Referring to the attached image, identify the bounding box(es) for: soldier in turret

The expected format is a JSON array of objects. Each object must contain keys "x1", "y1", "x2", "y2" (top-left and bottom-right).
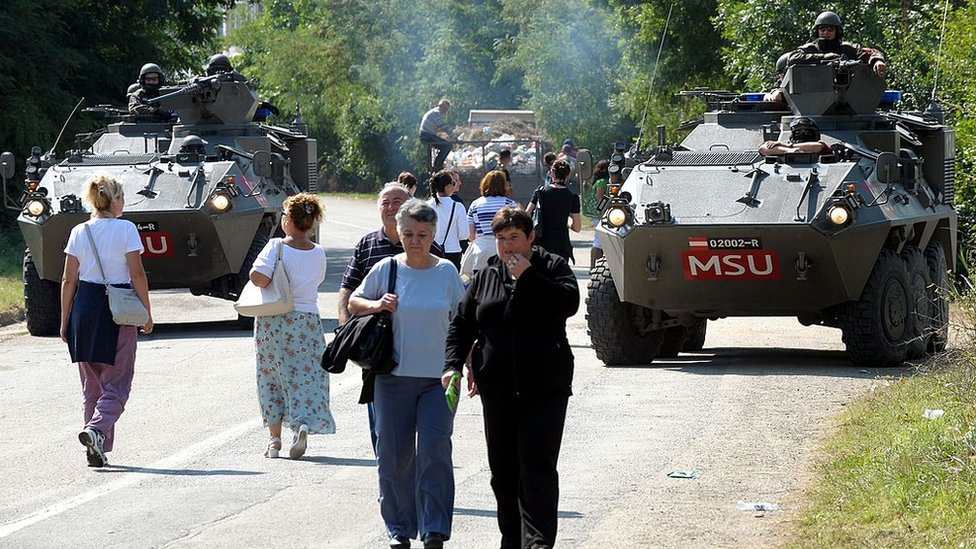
[
  {"x1": 788, "y1": 11, "x2": 887, "y2": 78},
  {"x1": 204, "y1": 53, "x2": 248, "y2": 83},
  {"x1": 759, "y1": 117, "x2": 830, "y2": 157},
  {"x1": 127, "y1": 63, "x2": 166, "y2": 115}
]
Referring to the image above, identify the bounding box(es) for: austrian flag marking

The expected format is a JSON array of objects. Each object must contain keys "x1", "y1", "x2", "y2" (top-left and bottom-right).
[{"x1": 688, "y1": 237, "x2": 708, "y2": 249}]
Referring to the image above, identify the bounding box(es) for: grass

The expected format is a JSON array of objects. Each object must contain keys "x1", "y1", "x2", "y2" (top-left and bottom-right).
[
  {"x1": 0, "y1": 220, "x2": 25, "y2": 323},
  {"x1": 790, "y1": 305, "x2": 976, "y2": 547}
]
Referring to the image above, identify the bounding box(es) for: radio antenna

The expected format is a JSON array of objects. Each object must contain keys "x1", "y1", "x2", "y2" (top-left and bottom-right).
[
  {"x1": 930, "y1": 0, "x2": 950, "y2": 104},
  {"x1": 635, "y1": 1, "x2": 675, "y2": 154},
  {"x1": 47, "y1": 97, "x2": 86, "y2": 159}
]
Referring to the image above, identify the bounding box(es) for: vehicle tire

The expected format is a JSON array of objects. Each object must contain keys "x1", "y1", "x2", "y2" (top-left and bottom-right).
[
  {"x1": 586, "y1": 258, "x2": 664, "y2": 365},
  {"x1": 658, "y1": 327, "x2": 685, "y2": 358},
  {"x1": 841, "y1": 249, "x2": 913, "y2": 367},
  {"x1": 24, "y1": 251, "x2": 61, "y2": 337},
  {"x1": 902, "y1": 246, "x2": 932, "y2": 360},
  {"x1": 233, "y1": 231, "x2": 270, "y2": 330},
  {"x1": 924, "y1": 241, "x2": 949, "y2": 352},
  {"x1": 681, "y1": 319, "x2": 707, "y2": 352}
]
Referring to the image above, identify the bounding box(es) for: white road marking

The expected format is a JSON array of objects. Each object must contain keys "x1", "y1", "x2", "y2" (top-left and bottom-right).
[{"x1": 0, "y1": 418, "x2": 260, "y2": 539}]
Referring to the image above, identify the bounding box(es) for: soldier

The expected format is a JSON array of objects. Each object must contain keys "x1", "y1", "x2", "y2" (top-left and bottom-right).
[
  {"x1": 759, "y1": 117, "x2": 830, "y2": 157},
  {"x1": 788, "y1": 11, "x2": 887, "y2": 78},
  {"x1": 762, "y1": 53, "x2": 791, "y2": 104},
  {"x1": 127, "y1": 63, "x2": 166, "y2": 116},
  {"x1": 204, "y1": 53, "x2": 247, "y2": 82}
]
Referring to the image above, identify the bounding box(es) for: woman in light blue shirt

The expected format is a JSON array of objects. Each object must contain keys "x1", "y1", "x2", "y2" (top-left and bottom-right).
[{"x1": 350, "y1": 200, "x2": 465, "y2": 549}]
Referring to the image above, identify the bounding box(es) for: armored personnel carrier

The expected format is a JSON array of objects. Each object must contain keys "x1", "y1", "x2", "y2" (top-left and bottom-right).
[
  {"x1": 587, "y1": 61, "x2": 956, "y2": 367},
  {"x1": 1, "y1": 71, "x2": 317, "y2": 336}
]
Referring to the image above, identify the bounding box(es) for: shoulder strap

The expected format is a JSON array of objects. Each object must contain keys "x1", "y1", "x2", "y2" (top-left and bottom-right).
[
  {"x1": 274, "y1": 238, "x2": 291, "y2": 284},
  {"x1": 387, "y1": 258, "x2": 398, "y2": 293},
  {"x1": 83, "y1": 224, "x2": 109, "y2": 286},
  {"x1": 441, "y1": 202, "x2": 456, "y2": 247}
]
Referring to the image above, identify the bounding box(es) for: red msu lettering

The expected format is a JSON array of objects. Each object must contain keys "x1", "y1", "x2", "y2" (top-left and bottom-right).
[
  {"x1": 682, "y1": 250, "x2": 780, "y2": 280},
  {"x1": 140, "y1": 232, "x2": 173, "y2": 257}
]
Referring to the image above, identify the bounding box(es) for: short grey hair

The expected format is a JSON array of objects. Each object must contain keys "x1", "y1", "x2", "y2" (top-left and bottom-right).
[{"x1": 396, "y1": 199, "x2": 437, "y2": 231}]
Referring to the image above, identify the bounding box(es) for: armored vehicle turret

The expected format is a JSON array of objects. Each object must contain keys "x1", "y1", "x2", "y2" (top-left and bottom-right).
[
  {"x1": 587, "y1": 61, "x2": 956, "y2": 367},
  {"x1": 1, "y1": 71, "x2": 318, "y2": 336}
]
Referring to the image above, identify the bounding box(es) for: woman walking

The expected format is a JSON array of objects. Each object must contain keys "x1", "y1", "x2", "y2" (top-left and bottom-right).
[
  {"x1": 460, "y1": 170, "x2": 517, "y2": 281},
  {"x1": 443, "y1": 206, "x2": 580, "y2": 549},
  {"x1": 427, "y1": 170, "x2": 468, "y2": 270},
  {"x1": 525, "y1": 159, "x2": 581, "y2": 263},
  {"x1": 60, "y1": 173, "x2": 153, "y2": 468},
  {"x1": 250, "y1": 192, "x2": 334, "y2": 459},
  {"x1": 350, "y1": 201, "x2": 465, "y2": 549}
]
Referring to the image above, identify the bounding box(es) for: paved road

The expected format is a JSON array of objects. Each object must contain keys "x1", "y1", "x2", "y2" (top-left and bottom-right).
[{"x1": 0, "y1": 196, "x2": 896, "y2": 548}]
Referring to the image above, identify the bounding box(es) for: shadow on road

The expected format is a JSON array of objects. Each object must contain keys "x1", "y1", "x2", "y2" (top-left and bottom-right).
[
  {"x1": 299, "y1": 455, "x2": 376, "y2": 467},
  {"x1": 596, "y1": 347, "x2": 917, "y2": 379},
  {"x1": 96, "y1": 464, "x2": 264, "y2": 476},
  {"x1": 145, "y1": 318, "x2": 340, "y2": 340},
  {"x1": 454, "y1": 507, "x2": 584, "y2": 519}
]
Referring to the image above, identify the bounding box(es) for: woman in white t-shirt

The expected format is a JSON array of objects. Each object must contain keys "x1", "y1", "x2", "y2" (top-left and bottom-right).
[
  {"x1": 460, "y1": 170, "x2": 517, "y2": 282},
  {"x1": 249, "y1": 193, "x2": 334, "y2": 459},
  {"x1": 60, "y1": 173, "x2": 153, "y2": 468},
  {"x1": 426, "y1": 170, "x2": 468, "y2": 270}
]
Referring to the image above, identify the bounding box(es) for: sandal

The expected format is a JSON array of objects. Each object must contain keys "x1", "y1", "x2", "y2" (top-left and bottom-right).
[
  {"x1": 289, "y1": 424, "x2": 309, "y2": 459},
  {"x1": 264, "y1": 436, "x2": 281, "y2": 458}
]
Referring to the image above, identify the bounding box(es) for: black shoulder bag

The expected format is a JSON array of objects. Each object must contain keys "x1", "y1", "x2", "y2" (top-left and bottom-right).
[{"x1": 322, "y1": 260, "x2": 398, "y2": 375}]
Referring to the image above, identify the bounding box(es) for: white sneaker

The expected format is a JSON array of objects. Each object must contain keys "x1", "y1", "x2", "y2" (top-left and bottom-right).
[
  {"x1": 289, "y1": 424, "x2": 309, "y2": 459},
  {"x1": 78, "y1": 428, "x2": 107, "y2": 467}
]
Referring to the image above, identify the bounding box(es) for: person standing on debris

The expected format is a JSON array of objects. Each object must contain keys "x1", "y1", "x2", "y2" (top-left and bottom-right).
[
  {"x1": 420, "y1": 99, "x2": 458, "y2": 172},
  {"x1": 443, "y1": 206, "x2": 580, "y2": 549},
  {"x1": 526, "y1": 159, "x2": 581, "y2": 263},
  {"x1": 60, "y1": 173, "x2": 153, "y2": 468},
  {"x1": 788, "y1": 11, "x2": 887, "y2": 78}
]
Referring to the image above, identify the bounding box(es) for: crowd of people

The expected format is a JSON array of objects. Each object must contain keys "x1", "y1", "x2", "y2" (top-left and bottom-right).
[{"x1": 60, "y1": 12, "x2": 882, "y2": 543}]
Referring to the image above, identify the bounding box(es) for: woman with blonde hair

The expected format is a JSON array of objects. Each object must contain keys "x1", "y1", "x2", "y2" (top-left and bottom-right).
[
  {"x1": 61, "y1": 172, "x2": 152, "y2": 468},
  {"x1": 250, "y1": 192, "x2": 334, "y2": 459},
  {"x1": 460, "y1": 170, "x2": 517, "y2": 280}
]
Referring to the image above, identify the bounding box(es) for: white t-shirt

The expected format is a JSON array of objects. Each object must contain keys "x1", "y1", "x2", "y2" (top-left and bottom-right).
[
  {"x1": 427, "y1": 197, "x2": 468, "y2": 254},
  {"x1": 250, "y1": 238, "x2": 326, "y2": 316},
  {"x1": 64, "y1": 218, "x2": 144, "y2": 284},
  {"x1": 352, "y1": 256, "x2": 465, "y2": 379}
]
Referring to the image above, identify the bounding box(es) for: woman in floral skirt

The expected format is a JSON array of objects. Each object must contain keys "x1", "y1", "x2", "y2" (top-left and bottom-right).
[{"x1": 250, "y1": 192, "x2": 334, "y2": 459}]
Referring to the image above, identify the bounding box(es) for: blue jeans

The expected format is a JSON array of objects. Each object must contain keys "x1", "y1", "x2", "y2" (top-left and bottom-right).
[{"x1": 374, "y1": 374, "x2": 455, "y2": 540}]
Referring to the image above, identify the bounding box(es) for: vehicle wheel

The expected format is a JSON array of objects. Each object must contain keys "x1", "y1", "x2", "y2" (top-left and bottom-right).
[
  {"x1": 902, "y1": 246, "x2": 932, "y2": 359},
  {"x1": 586, "y1": 258, "x2": 664, "y2": 365},
  {"x1": 924, "y1": 241, "x2": 949, "y2": 352},
  {"x1": 24, "y1": 251, "x2": 61, "y2": 337},
  {"x1": 658, "y1": 327, "x2": 685, "y2": 358},
  {"x1": 233, "y1": 232, "x2": 270, "y2": 330},
  {"x1": 681, "y1": 319, "x2": 707, "y2": 352},
  {"x1": 841, "y1": 249, "x2": 913, "y2": 367}
]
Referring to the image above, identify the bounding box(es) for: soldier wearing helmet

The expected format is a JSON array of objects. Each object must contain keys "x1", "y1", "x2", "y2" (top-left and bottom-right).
[
  {"x1": 762, "y1": 53, "x2": 792, "y2": 104},
  {"x1": 128, "y1": 62, "x2": 168, "y2": 116},
  {"x1": 203, "y1": 53, "x2": 247, "y2": 83},
  {"x1": 759, "y1": 117, "x2": 830, "y2": 156},
  {"x1": 787, "y1": 11, "x2": 887, "y2": 78}
]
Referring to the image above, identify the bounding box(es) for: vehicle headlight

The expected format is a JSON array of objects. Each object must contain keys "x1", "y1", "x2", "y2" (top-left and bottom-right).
[
  {"x1": 210, "y1": 193, "x2": 231, "y2": 212},
  {"x1": 26, "y1": 200, "x2": 47, "y2": 217},
  {"x1": 827, "y1": 204, "x2": 850, "y2": 225},
  {"x1": 607, "y1": 207, "x2": 628, "y2": 228}
]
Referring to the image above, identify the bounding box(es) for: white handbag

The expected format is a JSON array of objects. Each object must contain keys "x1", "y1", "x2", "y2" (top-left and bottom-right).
[
  {"x1": 234, "y1": 239, "x2": 294, "y2": 317},
  {"x1": 84, "y1": 225, "x2": 150, "y2": 326}
]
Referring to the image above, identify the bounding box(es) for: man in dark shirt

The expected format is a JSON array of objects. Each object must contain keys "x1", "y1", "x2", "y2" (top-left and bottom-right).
[{"x1": 788, "y1": 11, "x2": 887, "y2": 78}]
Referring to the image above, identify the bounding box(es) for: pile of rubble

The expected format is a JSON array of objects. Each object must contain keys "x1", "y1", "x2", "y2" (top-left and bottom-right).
[{"x1": 447, "y1": 118, "x2": 544, "y2": 175}]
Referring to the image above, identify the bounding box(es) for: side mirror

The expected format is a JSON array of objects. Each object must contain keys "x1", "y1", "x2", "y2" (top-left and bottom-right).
[
  {"x1": 1, "y1": 152, "x2": 15, "y2": 180},
  {"x1": 252, "y1": 150, "x2": 272, "y2": 178},
  {"x1": 577, "y1": 149, "x2": 593, "y2": 182},
  {"x1": 875, "y1": 151, "x2": 898, "y2": 184}
]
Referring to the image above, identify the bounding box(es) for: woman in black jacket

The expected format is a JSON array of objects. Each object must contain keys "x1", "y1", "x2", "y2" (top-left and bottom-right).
[{"x1": 442, "y1": 206, "x2": 580, "y2": 549}]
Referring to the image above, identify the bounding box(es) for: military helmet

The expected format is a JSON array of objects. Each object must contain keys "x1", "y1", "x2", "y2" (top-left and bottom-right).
[
  {"x1": 789, "y1": 116, "x2": 821, "y2": 143},
  {"x1": 205, "y1": 54, "x2": 233, "y2": 76},
  {"x1": 812, "y1": 11, "x2": 843, "y2": 40},
  {"x1": 179, "y1": 135, "x2": 209, "y2": 154},
  {"x1": 138, "y1": 62, "x2": 165, "y2": 86},
  {"x1": 776, "y1": 53, "x2": 791, "y2": 75}
]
